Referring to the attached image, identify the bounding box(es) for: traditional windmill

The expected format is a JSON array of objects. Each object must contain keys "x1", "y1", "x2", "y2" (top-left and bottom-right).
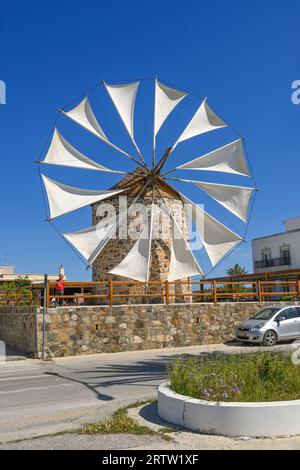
[{"x1": 37, "y1": 78, "x2": 256, "y2": 297}]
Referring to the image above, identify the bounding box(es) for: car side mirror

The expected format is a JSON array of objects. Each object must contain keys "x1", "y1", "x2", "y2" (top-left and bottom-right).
[{"x1": 276, "y1": 315, "x2": 286, "y2": 323}]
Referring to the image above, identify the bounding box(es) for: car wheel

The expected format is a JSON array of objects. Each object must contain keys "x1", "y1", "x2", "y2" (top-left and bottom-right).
[{"x1": 263, "y1": 330, "x2": 277, "y2": 346}]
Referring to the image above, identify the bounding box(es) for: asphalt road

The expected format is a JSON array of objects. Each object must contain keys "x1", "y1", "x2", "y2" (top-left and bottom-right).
[{"x1": 0, "y1": 342, "x2": 294, "y2": 445}]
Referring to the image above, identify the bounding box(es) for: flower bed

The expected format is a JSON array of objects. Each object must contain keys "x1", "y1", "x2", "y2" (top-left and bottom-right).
[
  {"x1": 157, "y1": 353, "x2": 300, "y2": 437},
  {"x1": 168, "y1": 353, "x2": 300, "y2": 402}
]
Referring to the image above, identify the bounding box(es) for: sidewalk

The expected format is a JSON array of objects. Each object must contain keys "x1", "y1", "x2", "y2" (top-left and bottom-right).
[
  {"x1": 1, "y1": 401, "x2": 300, "y2": 450},
  {"x1": 5, "y1": 346, "x2": 28, "y2": 361}
]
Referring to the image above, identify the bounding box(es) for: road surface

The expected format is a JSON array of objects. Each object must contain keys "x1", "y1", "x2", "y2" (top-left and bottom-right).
[{"x1": 0, "y1": 342, "x2": 294, "y2": 444}]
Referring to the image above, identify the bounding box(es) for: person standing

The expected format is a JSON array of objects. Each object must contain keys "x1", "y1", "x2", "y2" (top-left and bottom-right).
[{"x1": 55, "y1": 274, "x2": 65, "y2": 306}]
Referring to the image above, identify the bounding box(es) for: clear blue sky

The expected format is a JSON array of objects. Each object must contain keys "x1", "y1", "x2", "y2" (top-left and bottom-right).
[{"x1": 0, "y1": 0, "x2": 300, "y2": 280}]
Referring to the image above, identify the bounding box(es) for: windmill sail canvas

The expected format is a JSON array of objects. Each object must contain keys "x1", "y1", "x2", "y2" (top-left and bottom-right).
[{"x1": 37, "y1": 77, "x2": 256, "y2": 292}]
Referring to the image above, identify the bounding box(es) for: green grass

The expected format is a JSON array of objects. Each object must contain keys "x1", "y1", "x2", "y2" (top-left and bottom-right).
[
  {"x1": 168, "y1": 352, "x2": 300, "y2": 402},
  {"x1": 78, "y1": 400, "x2": 174, "y2": 440}
]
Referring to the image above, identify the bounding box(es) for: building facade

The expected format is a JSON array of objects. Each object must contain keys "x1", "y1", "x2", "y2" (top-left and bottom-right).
[
  {"x1": 252, "y1": 216, "x2": 300, "y2": 274},
  {"x1": 0, "y1": 265, "x2": 64, "y2": 283}
]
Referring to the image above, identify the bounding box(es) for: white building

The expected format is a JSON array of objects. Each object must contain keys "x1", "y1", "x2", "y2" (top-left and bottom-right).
[
  {"x1": 252, "y1": 216, "x2": 300, "y2": 273},
  {"x1": 0, "y1": 265, "x2": 65, "y2": 283}
]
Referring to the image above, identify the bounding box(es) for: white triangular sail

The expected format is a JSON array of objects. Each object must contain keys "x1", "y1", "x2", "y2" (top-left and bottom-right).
[
  {"x1": 176, "y1": 139, "x2": 250, "y2": 176},
  {"x1": 174, "y1": 179, "x2": 255, "y2": 222},
  {"x1": 109, "y1": 206, "x2": 153, "y2": 282},
  {"x1": 168, "y1": 214, "x2": 203, "y2": 282},
  {"x1": 88, "y1": 210, "x2": 129, "y2": 265},
  {"x1": 64, "y1": 215, "x2": 118, "y2": 261},
  {"x1": 154, "y1": 80, "x2": 187, "y2": 138},
  {"x1": 42, "y1": 174, "x2": 123, "y2": 220},
  {"x1": 41, "y1": 129, "x2": 126, "y2": 174},
  {"x1": 180, "y1": 192, "x2": 242, "y2": 266},
  {"x1": 173, "y1": 99, "x2": 227, "y2": 149},
  {"x1": 62, "y1": 97, "x2": 108, "y2": 141},
  {"x1": 62, "y1": 96, "x2": 132, "y2": 159},
  {"x1": 104, "y1": 81, "x2": 140, "y2": 146},
  {"x1": 87, "y1": 188, "x2": 152, "y2": 267}
]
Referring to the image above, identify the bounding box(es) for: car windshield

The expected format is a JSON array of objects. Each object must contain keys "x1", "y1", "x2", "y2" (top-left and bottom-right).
[{"x1": 249, "y1": 307, "x2": 281, "y2": 320}]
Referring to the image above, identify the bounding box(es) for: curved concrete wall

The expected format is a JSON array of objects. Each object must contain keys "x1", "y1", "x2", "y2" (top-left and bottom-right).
[{"x1": 158, "y1": 382, "x2": 300, "y2": 437}]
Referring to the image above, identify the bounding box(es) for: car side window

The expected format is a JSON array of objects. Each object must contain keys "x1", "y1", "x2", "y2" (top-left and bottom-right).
[
  {"x1": 294, "y1": 307, "x2": 300, "y2": 319},
  {"x1": 277, "y1": 308, "x2": 295, "y2": 321}
]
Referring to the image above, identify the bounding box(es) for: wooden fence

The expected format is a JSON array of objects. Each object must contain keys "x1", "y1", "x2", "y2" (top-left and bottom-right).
[
  {"x1": 1, "y1": 279, "x2": 299, "y2": 308},
  {"x1": 0, "y1": 285, "x2": 37, "y2": 307}
]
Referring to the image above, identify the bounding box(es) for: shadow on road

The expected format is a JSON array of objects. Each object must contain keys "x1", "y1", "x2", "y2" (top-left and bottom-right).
[
  {"x1": 43, "y1": 344, "x2": 293, "y2": 403},
  {"x1": 224, "y1": 339, "x2": 294, "y2": 347},
  {"x1": 44, "y1": 353, "x2": 194, "y2": 400},
  {"x1": 139, "y1": 401, "x2": 164, "y2": 426},
  {"x1": 45, "y1": 371, "x2": 114, "y2": 401}
]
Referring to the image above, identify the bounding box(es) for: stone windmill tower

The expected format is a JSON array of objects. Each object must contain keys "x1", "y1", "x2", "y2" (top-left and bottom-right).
[{"x1": 92, "y1": 169, "x2": 193, "y2": 302}]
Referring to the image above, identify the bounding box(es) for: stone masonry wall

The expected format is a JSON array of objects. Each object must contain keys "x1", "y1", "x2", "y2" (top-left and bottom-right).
[
  {"x1": 0, "y1": 306, "x2": 38, "y2": 356},
  {"x1": 0, "y1": 302, "x2": 293, "y2": 358},
  {"x1": 3, "y1": 302, "x2": 293, "y2": 358}
]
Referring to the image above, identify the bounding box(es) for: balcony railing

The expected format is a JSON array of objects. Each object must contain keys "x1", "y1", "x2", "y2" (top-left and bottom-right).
[{"x1": 254, "y1": 256, "x2": 291, "y2": 269}]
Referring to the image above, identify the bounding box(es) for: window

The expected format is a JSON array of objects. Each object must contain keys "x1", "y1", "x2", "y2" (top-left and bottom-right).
[
  {"x1": 293, "y1": 307, "x2": 300, "y2": 319},
  {"x1": 277, "y1": 308, "x2": 300, "y2": 321},
  {"x1": 280, "y1": 244, "x2": 290, "y2": 262},
  {"x1": 250, "y1": 307, "x2": 281, "y2": 320},
  {"x1": 261, "y1": 247, "x2": 271, "y2": 261}
]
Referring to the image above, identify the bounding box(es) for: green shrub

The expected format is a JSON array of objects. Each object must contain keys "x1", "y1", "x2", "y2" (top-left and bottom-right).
[
  {"x1": 0, "y1": 277, "x2": 38, "y2": 306},
  {"x1": 280, "y1": 295, "x2": 296, "y2": 301},
  {"x1": 168, "y1": 353, "x2": 300, "y2": 402}
]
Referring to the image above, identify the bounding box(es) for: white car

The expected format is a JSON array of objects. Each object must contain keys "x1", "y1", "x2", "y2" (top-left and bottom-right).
[{"x1": 236, "y1": 305, "x2": 300, "y2": 346}]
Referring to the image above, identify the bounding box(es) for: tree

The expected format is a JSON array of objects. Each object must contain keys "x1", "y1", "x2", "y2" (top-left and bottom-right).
[{"x1": 227, "y1": 264, "x2": 248, "y2": 277}]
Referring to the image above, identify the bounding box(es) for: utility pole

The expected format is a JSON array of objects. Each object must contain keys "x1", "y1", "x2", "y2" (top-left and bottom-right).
[{"x1": 42, "y1": 274, "x2": 48, "y2": 360}]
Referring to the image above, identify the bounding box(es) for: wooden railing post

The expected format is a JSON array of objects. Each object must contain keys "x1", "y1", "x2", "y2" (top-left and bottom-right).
[
  {"x1": 29, "y1": 284, "x2": 33, "y2": 306},
  {"x1": 213, "y1": 280, "x2": 217, "y2": 304},
  {"x1": 46, "y1": 283, "x2": 50, "y2": 308},
  {"x1": 258, "y1": 280, "x2": 262, "y2": 303},
  {"x1": 165, "y1": 281, "x2": 170, "y2": 305},
  {"x1": 297, "y1": 280, "x2": 300, "y2": 301},
  {"x1": 15, "y1": 286, "x2": 19, "y2": 306},
  {"x1": 228, "y1": 278, "x2": 233, "y2": 301},
  {"x1": 108, "y1": 280, "x2": 113, "y2": 306}
]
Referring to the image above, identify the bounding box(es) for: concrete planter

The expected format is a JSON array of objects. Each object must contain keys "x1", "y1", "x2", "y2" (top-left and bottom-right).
[{"x1": 158, "y1": 382, "x2": 300, "y2": 437}]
